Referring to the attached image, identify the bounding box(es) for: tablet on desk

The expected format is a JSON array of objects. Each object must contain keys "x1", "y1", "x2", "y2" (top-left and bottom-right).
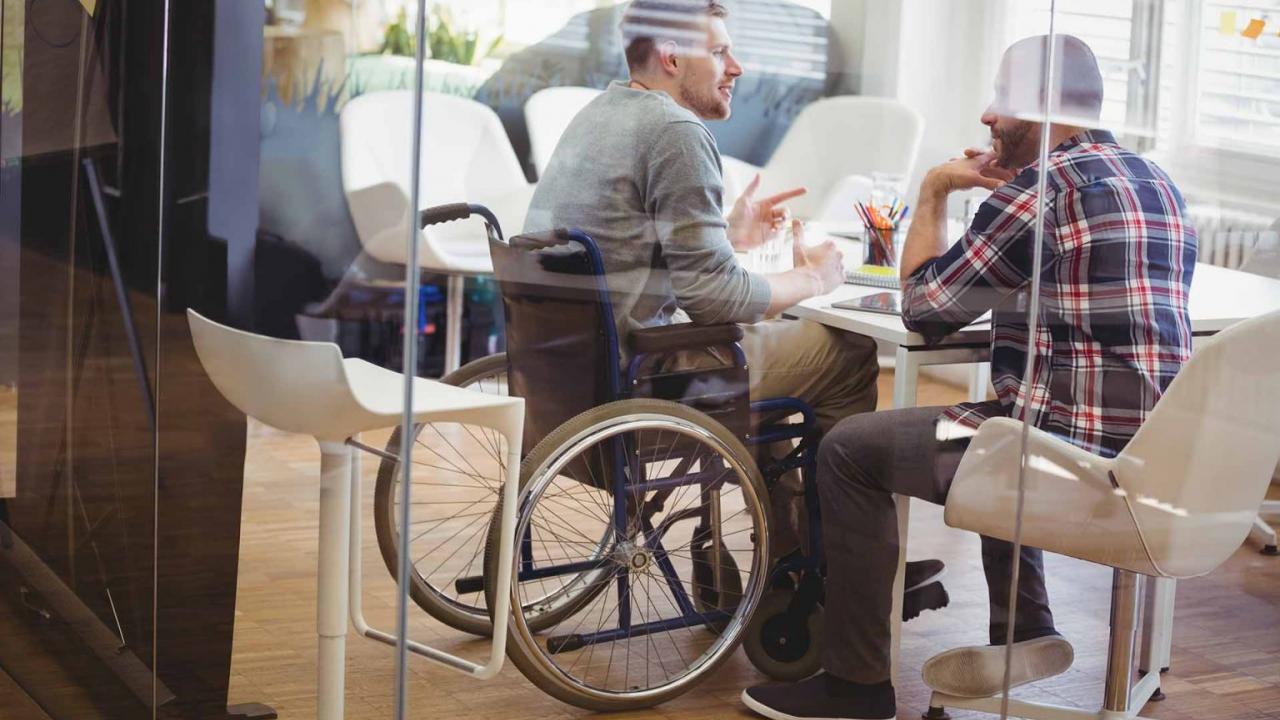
[{"x1": 831, "y1": 292, "x2": 901, "y2": 316}]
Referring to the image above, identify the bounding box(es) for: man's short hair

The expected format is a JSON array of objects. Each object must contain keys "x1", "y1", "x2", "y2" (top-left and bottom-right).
[
  {"x1": 1000, "y1": 34, "x2": 1105, "y2": 121},
  {"x1": 620, "y1": 0, "x2": 729, "y2": 74}
]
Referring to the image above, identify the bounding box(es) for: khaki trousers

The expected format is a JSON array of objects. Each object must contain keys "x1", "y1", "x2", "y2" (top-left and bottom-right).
[{"x1": 666, "y1": 318, "x2": 881, "y2": 553}]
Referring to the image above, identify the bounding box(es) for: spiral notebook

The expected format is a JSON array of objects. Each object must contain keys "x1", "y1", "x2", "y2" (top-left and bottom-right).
[{"x1": 844, "y1": 264, "x2": 900, "y2": 289}]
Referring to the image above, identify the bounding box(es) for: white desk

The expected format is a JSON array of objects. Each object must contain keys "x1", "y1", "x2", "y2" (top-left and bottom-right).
[
  {"x1": 789, "y1": 261, "x2": 1280, "y2": 407},
  {"x1": 784, "y1": 258, "x2": 1280, "y2": 682}
]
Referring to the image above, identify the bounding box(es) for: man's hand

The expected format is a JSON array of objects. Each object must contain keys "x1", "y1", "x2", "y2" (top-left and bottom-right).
[
  {"x1": 762, "y1": 220, "x2": 844, "y2": 315},
  {"x1": 727, "y1": 174, "x2": 807, "y2": 252},
  {"x1": 963, "y1": 146, "x2": 1019, "y2": 184},
  {"x1": 924, "y1": 149, "x2": 1015, "y2": 196},
  {"x1": 790, "y1": 221, "x2": 844, "y2": 296}
]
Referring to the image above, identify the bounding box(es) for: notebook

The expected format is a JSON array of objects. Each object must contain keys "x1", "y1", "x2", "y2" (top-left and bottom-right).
[{"x1": 844, "y1": 264, "x2": 900, "y2": 289}]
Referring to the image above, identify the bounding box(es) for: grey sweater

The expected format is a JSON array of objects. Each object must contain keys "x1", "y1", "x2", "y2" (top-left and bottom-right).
[{"x1": 522, "y1": 82, "x2": 771, "y2": 347}]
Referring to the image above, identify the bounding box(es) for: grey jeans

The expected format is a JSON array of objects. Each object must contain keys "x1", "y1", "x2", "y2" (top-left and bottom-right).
[{"x1": 817, "y1": 406, "x2": 1057, "y2": 684}]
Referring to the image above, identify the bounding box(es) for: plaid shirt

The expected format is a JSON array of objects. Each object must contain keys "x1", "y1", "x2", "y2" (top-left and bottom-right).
[{"x1": 902, "y1": 130, "x2": 1197, "y2": 458}]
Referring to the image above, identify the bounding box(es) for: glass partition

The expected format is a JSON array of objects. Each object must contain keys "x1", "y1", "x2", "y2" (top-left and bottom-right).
[
  {"x1": 990, "y1": 3, "x2": 1280, "y2": 720},
  {"x1": 4, "y1": 1, "x2": 1278, "y2": 719},
  {"x1": 1, "y1": 0, "x2": 169, "y2": 716}
]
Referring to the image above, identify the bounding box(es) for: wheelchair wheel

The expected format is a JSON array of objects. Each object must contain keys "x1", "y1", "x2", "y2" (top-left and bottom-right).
[
  {"x1": 373, "y1": 353, "x2": 513, "y2": 637},
  {"x1": 485, "y1": 399, "x2": 769, "y2": 711},
  {"x1": 743, "y1": 587, "x2": 824, "y2": 681}
]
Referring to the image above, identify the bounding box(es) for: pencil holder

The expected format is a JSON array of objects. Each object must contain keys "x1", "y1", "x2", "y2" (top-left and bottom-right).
[{"x1": 862, "y1": 225, "x2": 900, "y2": 267}]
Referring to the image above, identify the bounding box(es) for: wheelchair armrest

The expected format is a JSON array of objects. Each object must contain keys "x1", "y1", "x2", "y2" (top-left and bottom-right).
[{"x1": 627, "y1": 323, "x2": 744, "y2": 356}]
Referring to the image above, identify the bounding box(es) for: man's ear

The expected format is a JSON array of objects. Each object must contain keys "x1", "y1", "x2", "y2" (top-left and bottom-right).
[{"x1": 656, "y1": 40, "x2": 680, "y2": 76}]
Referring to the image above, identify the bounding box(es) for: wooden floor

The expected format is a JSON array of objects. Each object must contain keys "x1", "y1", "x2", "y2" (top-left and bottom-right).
[
  {"x1": 1, "y1": 384, "x2": 15, "y2": 498},
  {"x1": 223, "y1": 368, "x2": 1280, "y2": 720}
]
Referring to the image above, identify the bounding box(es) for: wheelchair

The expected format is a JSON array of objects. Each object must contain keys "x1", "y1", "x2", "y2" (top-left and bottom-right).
[{"x1": 373, "y1": 204, "x2": 828, "y2": 710}]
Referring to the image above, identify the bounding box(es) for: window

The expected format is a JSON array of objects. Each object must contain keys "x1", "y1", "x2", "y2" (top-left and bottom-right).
[
  {"x1": 1005, "y1": 0, "x2": 1141, "y2": 134},
  {"x1": 497, "y1": 0, "x2": 602, "y2": 48},
  {"x1": 788, "y1": 0, "x2": 831, "y2": 18},
  {"x1": 1006, "y1": 0, "x2": 1280, "y2": 159},
  {"x1": 1174, "y1": 0, "x2": 1280, "y2": 157}
]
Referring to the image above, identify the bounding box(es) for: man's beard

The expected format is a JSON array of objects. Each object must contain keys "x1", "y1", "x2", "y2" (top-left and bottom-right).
[
  {"x1": 679, "y1": 80, "x2": 730, "y2": 120},
  {"x1": 994, "y1": 121, "x2": 1035, "y2": 170}
]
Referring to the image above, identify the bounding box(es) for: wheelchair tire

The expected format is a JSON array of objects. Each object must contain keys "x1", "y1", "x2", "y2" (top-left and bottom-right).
[
  {"x1": 743, "y1": 587, "x2": 824, "y2": 681},
  {"x1": 485, "y1": 399, "x2": 769, "y2": 711},
  {"x1": 373, "y1": 353, "x2": 511, "y2": 637}
]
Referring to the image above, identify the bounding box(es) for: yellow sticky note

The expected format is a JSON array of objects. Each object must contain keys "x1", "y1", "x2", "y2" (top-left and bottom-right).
[
  {"x1": 1242, "y1": 18, "x2": 1266, "y2": 39},
  {"x1": 79, "y1": 0, "x2": 97, "y2": 15},
  {"x1": 1219, "y1": 10, "x2": 1237, "y2": 35}
]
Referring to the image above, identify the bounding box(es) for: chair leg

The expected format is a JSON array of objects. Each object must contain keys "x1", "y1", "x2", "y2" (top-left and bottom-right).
[
  {"x1": 1103, "y1": 570, "x2": 1142, "y2": 714},
  {"x1": 1250, "y1": 514, "x2": 1278, "y2": 555},
  {"x1": 317, "y1": 442, "x2": 354, "y2": 720},
  {"x1": 445, "y1": 275, "x2": 465, "y2": 375},
  {"x1": 1139, "y1": 577, "x2": 1175, "y2": 676}
]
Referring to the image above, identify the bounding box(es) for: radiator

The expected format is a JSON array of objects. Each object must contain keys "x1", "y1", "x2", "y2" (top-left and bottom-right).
[{"x1": 1185, "y1": 203, "x2": 1277, "y2": 269}]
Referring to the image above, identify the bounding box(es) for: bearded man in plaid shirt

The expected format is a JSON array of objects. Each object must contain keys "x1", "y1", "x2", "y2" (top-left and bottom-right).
[{"x1": 743, "y1": 34, "x2": 1197, "y2": 720}]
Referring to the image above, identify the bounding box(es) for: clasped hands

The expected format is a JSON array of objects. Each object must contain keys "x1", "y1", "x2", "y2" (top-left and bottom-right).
[{"x1": 924, "y1": 147, "x2": 1019, "y2": 195}]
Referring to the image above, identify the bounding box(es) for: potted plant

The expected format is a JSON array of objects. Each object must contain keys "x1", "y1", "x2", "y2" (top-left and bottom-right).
[{"x1": 378, "y1": 4, "x2": 503, "y2": 66}]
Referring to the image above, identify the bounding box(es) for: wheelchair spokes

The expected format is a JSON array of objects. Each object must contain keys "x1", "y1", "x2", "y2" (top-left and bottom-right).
[
  {"x1": 373, "y1": 353, "x2": 513, "y2": 636},
  {"x1": 490, "y1": 400, "x2": 768, "y2": 709}
]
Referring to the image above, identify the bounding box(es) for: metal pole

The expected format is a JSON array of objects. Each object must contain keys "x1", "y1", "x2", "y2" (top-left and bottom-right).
[
  {"x1": 394, "y1": 1, "x2": 430, "y2": 718},
  {"x1": 1002, "y1": 3, "x2": 1056, "y2": 716},
  {"x1": 1104, "y1": 570, "x2": 1142, "y2": 712}
]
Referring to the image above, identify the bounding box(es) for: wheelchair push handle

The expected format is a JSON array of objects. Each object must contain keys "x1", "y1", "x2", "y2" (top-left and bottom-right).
[{"x1": 419, "y1": 203, "x2": 504, "y2": 239}]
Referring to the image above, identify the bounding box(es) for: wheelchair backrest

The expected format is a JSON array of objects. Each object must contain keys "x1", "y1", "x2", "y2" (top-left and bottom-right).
[{"x1": 490, "y1": 230, "x2": 621, "y2": 454}]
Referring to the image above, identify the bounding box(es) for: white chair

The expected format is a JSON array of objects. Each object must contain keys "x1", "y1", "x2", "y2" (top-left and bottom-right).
[
  {"x1": 187, "y1": 310, "x2": 523, "y2": 720},
  {"x1": 927, "y1": 309, "x2": 1280, "y2": 720},
  {"x1": 340, "y1": 89, "x2": 535, "y2": 374},
  {"x1": 749, "y1": 96, "x2": 924, "y2": 222},
  {"x1": 524, "y1": 86, "x2": 604, "y2": 179},
  {"x1": 1242, "y1": 220, "x2": 1280, "y2": 553}
]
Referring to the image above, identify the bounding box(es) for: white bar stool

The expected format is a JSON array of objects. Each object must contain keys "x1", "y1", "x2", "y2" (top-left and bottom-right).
[{"x1": 187, "y1": 310, "x2": 523, "y2": 720}]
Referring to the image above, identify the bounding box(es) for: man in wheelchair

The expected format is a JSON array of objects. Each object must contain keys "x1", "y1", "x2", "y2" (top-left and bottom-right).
[
  {"x1": 493, "y1": 0, "x2": 950, "y2": 710},
  {"x1": 522, "y1": 0, "x2": 932, "y2": 573}
]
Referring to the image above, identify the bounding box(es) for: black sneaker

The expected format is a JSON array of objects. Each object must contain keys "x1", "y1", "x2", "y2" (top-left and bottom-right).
[
  {"x1": 903, "y1": 559, "x2": 949, "y2": 622},
  {"x1": 904, "y1": 559, "x2": 946, "y2": 592},
  {"x1": 742, "y1": 672, "x2": 896, "y2": 720}
]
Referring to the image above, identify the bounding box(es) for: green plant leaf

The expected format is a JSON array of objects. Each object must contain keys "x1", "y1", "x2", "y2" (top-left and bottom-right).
[{"x1": 485, "y1": 34, "x2": 504, "y2": 59}]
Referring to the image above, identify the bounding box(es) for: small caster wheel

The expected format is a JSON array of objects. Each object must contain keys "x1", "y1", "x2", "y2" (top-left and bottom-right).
[
  {"x1": 744, "y1": 588, "x2": 823, "y2": 681},
  {"x1": 691, "y1": 529, "x2": 742, "y2": 634},
  {"x1": 1150, "y1": 686, "x2": 1166, "y2": 701},
  {"x1": 1262, "y1": 544, "x2": 1279, "y2": 556},
  {"x1": 923, "y1": 706, "x2": 952, "y2": 720}
]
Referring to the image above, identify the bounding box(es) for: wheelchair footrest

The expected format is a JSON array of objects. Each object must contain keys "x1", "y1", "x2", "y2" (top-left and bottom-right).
[
  {"x1": 546, "y1": 610, "x2": 733, "y2": 654},
  {"x1": 547, "y1": 633, "x2": 587, "y2": 654}
]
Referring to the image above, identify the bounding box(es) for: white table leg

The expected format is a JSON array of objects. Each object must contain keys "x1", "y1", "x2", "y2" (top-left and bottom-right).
[
  {"x1": 889, "y1": 347, "x2": 922, "y2": 680},
  {"x1": 317, "y1": 441, "x2": 353, "y2": 720},
  {"x1": 1139, "y1": 577, "x2": 1176, "y2": 676},
  {"x1": 967, "y1": 362, "x2": 991, "y2": 402},
  {"x1": 892, "y1": 346, "x2": 921, "y2": 409},
  {"x1": 445, "y1": 275, "x2": 465, "y2": 375}
]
